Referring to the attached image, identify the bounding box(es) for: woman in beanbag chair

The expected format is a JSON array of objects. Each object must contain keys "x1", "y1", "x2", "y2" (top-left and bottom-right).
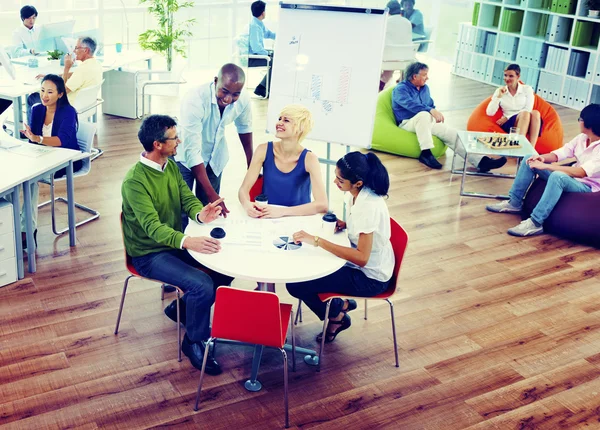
[
  {"x1": 486, "y1": 63, "x2": 542, "y2": 148},
  {"x1": 486, "y1": 103, "x2": 600, "y2": 237}
]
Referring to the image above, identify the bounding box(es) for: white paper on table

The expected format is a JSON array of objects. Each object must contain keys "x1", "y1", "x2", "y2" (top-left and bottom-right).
[{"x1": 8, "y1": 144, "x2": 53, "y2": 157}]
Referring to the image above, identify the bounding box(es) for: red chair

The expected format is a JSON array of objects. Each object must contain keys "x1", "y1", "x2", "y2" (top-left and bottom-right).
[
  {"x1": 114, "y1": 213, "x2": 184, "y2": 361},
  {"x1": 249, "y1": 174, "x2": 264, "y2": 202},
  {"x1": 315, "y1": 217, "x2": 408, "y2": 371},
  {"x1": 194, "y1": 286, "x2": 295, "y2": 428}
]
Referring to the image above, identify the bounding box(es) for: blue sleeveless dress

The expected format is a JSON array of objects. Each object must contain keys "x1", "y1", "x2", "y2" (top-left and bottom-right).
[{"x1": 262, "y1": 141, "x2": 311, "y2": 207}]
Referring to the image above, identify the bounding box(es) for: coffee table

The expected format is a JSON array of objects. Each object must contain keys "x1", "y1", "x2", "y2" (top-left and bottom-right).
[
  {"x1": 453, "y1": 131, "x2": 538, "y2": 199},
  {"x1": 185, "y1": 207, "x2": 349, "y2": 391}
]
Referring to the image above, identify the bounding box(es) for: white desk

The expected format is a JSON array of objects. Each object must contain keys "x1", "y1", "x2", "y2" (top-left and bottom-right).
[
  {"x1": 1, "y1": 50, "x2": 155, "y2": 135},
  {"x1": 0, "y1": 133, "x2": 90, "y2": 276},
  {"x1": 185, "y1": 208, "x2": 348, "y2": 391}
]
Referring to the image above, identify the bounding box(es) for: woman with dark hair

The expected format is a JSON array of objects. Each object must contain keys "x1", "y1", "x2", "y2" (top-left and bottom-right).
[
  {"x1": 487, "y1": 104, "x2": 600, "y2": 237},
  {"x1": 18, "y1": 74, "x2": 80, "y2": 243},
  {"x1": 286, "y1": 151, "x2": 394, "y2": 343},
  {"x1": 486, "y1": 63, "x2": 542, "y2": 148}
]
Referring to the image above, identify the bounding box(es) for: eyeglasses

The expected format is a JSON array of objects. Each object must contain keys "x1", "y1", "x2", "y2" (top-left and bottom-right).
[
  {"x1": 162, "y1": 137, "x2": 179, "y2": 142},
  {"x1": 578, "y1": 117, "x2": 584, "y2": 122}
]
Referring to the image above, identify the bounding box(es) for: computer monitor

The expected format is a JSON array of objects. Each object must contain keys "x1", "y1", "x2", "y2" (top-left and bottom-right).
[
  {"x1": 36, "y1": 20, "x2": 76, "y2": 52},
  {"x1": 0, "y1": 45, "x2": 17, "y2": 80}
]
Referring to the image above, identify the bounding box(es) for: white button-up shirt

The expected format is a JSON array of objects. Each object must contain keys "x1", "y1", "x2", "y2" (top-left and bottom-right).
[
  {"x1": 12, "y1": 24, "x2": 39, "y2": 58},
  {"x1": 175, "y1": 81, "x2": 252, "y2": 177},
  {"x1": 344, "y1": 187, "x2": 394, "y2": 282},
  {"x1": 552, "y1": 133, "x2": 600, "y2": 192},
  {"x1": 486, "y1": 82, "x2": 534, "y2": 119}
]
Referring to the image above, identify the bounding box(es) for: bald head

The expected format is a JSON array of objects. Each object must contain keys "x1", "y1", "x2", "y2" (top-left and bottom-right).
[{"x1": 217, "y1": 63, "x2": 246, "y2": 85}]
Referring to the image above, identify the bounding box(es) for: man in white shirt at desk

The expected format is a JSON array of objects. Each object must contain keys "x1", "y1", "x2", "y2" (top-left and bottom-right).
[
  {"x1": 12, "y1": 5, "x2": 40, "y2": 58},
  {"x1": 248, "y1": 0, "x2": 276, "y2": 97},
  {"x1": 174, "y1": 63, "x2": 253, "y2": 228},
  {"x1": 27, "y1": 36, "x2": 103, "y2": 123}
]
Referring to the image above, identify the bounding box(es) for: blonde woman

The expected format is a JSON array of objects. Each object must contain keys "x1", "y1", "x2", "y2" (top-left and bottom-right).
[{"x1": 238, "y1": 104, "x2": 328, "y2": 218}]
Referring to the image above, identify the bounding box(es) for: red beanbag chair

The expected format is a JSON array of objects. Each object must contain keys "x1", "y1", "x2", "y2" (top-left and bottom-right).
[
  {"x1": 522, "y1": 178, "x2": 600, "y2": 248},
  {"x1": 467, "y1": 94, "x2": 564, "y2": 155}
]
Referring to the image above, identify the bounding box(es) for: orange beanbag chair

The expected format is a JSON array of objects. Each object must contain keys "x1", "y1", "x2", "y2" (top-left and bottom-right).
[{"x1": 467, "y1": 94, "x2": 564, "y2": 155}]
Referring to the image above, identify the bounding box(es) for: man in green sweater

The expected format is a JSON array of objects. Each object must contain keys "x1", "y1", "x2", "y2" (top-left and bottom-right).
[{"x1": 122, "y1": 114, "x2": 232, "y2": 375}]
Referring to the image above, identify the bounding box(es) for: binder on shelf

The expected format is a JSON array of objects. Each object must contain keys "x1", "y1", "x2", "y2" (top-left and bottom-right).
[
  {"x1": 561, "y1": 77, "x2": 571, "y2": 105},
  {"x1": 567, "y1": 77, "x2": 576, "y2": 106},
  {"x1": 485, "y1": 59, "x2": 494, "y2": 82},
  {"x1": 586, "y1": 53, "x2": 597, "y2": 80},
  {"x1": 577, "y1": 80, "x2": 590, "y2": 109},
  {"x1": 472, "y1": 2, "x2": 480, "y2": 26},
  {"x1": 537, "y1": 72, "x2": 548, "y2": 99}
]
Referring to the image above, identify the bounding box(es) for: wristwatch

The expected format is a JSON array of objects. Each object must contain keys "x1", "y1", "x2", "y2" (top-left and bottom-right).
[
  {"x1": 314, "y1": 235, "x2": 320, "y2": 247},
  {"x1": 38, "y1": 136, "x2": 43, "y2": 144}
]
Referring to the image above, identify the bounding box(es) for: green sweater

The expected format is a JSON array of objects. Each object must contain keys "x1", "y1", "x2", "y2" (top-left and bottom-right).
[{"x1": 121, "y1": 159, "x2": 204, "y2": 257}]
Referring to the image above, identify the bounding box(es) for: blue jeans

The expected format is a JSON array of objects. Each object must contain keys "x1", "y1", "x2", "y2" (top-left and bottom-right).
[
  {"x1": 509, "y1": 158, "x2": 592, "y2": 225},
  {"x1": 173, "y1": 160, "x2": 222, "y2": 230},
  {"x1": 131, "y1": 249, "x2": 233, "y2": 343},
  {"x1": 286, "y1": 266, "x2": 389, "y2": 321}
]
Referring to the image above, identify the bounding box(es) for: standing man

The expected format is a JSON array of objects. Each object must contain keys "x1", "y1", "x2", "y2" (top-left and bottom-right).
[
  {"x1": 122, "y1": 114, "x2": 233, "y2": 374},
  {"x1": 393, "y1": 62, "x2": 506, "y2": 171},
  {"x1": 249, "y1": 0, "x2": 276, "y2": 97},
  {"x1": 175, "y1": 63, "x2": 253, "y2": 226},
  {"x1": 12, "y1": 5, "x2": 39, "y2": 58},
  {"x1": 27, "y1": 36, "x2": 103, "y2": 122}
]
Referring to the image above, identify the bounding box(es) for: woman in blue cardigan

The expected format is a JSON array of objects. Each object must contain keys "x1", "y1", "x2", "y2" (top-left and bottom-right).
[{"x1": 20, "y1": 74, "x2": 80, "y2": 244}]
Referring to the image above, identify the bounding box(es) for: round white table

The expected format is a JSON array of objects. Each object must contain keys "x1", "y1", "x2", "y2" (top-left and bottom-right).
[{"x1": 184, "y1": 207, "x2": 349, "y2": 391}]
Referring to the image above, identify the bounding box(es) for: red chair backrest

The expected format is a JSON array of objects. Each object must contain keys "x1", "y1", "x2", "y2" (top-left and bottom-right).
[
  {"x1": 120, "y1": 212, "x2": 139, "y2": 276},
  {"x1": 249, "y1": 176, "x2": 264, "y2": 202},
  {"x1": 212, "y1": 286, "x2": 287, "y2": 348},
  {"x1": 388, "y1": 217, "x2": 409, "y2": 294}
]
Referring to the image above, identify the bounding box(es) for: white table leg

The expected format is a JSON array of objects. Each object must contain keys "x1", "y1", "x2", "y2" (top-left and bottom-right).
[
  {"x1": 12, "y1": 96, "x2": 22, "y2": 137},
  {"x1": 22, "y1": 180, "x2": 36, "y2": 273},
  {"x1": 11, "y1": 187, "x2": 24, "y2": 279},
  {"x1": 66, "y1": 161, "x2": 76, "y2": 247}
]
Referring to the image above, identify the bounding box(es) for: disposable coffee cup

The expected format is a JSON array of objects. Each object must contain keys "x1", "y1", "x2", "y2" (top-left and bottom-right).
[
  {"x1": 322, "y1": 212, "x2": 337, "y2": 236},
  {"x1": 116, "y1": 43, "x2": 123, "y2": 53},
  {"x1": 255, "y1": 194, "x2": 268, "y2": 208}
]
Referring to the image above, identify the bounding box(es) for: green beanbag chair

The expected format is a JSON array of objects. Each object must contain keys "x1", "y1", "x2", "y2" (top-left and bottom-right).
[{"x1": 371, "y1": 86, "x2": 447, "y2": 158}]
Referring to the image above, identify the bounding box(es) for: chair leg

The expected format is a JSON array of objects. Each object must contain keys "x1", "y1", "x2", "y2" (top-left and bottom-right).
[
  {"x1": 317, "y1": 301, "x2": 331, "y2": 373},
  {"x1": 290, "y1": 310, "x2": 296, "y2": 373},
  {"x1": 114, "y1": 275, "x2": 133, "y2": 334},
  {"x1": 265, "y1": 65, "x2": 270, "y2": 98},
  {"x1": 176, "y1": 289, "x2": 182, "y2": 362},
  {"x1": 38, "y1": 194, "x2": 100, "y2": 236},
  {"x1": 364, "y1": 299, "x2": 368, "y2": 320},
  {"x1": 294, "y1": 299, "x2": 303, "y2": 325},
  {"x1": 194, "y1": 337, "x2": 215, "y2": 411},
  {"x1": 386, "y1": 298, "x2": 399, "y2": 368},
  {"x1": 281, "y1": 348, "x2": 289, "y2": 428}
]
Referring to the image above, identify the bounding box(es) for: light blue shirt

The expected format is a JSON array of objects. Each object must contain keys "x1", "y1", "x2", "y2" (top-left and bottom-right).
[
  {"x1": 248, "y1": 16, "x2": 276, "y2": 56},
  {"x1": 404, "y1": 9, "x2": 424, "y2": 36},
  {"x1": 175, "y1": 81, "x2": 253, "y2": 177}
]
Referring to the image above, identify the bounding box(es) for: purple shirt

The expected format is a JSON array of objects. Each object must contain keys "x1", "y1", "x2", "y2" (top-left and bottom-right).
[{"x1": 552, "y1": 133, "x2": 600, "y2": 192}]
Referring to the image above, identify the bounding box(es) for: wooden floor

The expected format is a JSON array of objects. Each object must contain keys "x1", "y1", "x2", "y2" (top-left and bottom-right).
[{"x1": 2, "y1": 62, "x2": 600, "y2": 429}]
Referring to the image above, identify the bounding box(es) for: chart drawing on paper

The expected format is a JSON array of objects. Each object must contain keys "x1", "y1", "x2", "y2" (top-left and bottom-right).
[
  {"x1": 272, "y1": 236, "x2": 303, "y2": 251},
  {"x1": 266, "y1": 5, "x2": 387, "y2": 148}
]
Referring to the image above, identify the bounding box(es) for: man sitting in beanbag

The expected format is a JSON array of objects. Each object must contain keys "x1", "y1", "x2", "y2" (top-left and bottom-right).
[{"x1": 487, "y1": 103, "x2": 600, "y2": 237}]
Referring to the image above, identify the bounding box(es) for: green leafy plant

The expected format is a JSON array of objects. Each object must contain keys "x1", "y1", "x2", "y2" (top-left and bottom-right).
[
  {"x1": 47, "y1": 49, "x2": 64, "y2": 61},
  {"x1": 587, "y1": 0, "x2": 600, "y2": 11},
  {"x1": 138, "y1": 0, "x2": 196, "y2": 71}
]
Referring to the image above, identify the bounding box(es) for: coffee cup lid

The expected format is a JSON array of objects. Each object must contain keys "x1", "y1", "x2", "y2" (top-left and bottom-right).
[
  {"x1": 255, "y1": 194, "x2": 268, "y2": 201},
  {"x1": 323, "y1": 213, "x2": 337, "y2": 222}
]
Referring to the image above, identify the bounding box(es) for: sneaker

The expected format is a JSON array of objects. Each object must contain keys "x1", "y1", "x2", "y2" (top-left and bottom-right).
[
  {"x1": 486, "y1": 200, "x2": 522, "y2": 214},
  {"x1": 507, "y1": 218, "x2": 544, "y2": 237}
]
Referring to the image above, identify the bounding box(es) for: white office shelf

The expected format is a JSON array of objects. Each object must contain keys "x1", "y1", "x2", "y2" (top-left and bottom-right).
[{"x1": 455, "y1": 0, "x2": 600, "y2": 109}]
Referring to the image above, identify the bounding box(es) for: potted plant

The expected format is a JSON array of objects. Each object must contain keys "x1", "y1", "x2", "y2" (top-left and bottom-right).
[
  {"x1": 138, "y1": 0, "x2": 196, "y2": 71},
  {"x1": 47, "y1": 49, "x2": 64, "y2": 66},
  {"x1": 587, "y1": 0, "x2": 600, "y2": 17}
]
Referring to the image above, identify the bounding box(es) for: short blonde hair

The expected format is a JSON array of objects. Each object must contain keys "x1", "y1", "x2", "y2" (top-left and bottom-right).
[{"x1": 279, "y1": 104, "x2": 314, "y2": 143}]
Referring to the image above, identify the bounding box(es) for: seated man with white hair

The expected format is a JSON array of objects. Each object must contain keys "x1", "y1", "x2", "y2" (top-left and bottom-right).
[
  {"x1": 27, "y1": 36, "x2": 103, "y2": 122},
  {"x1": 393, "y1": 61, "x2": 507, "y2": 171}
]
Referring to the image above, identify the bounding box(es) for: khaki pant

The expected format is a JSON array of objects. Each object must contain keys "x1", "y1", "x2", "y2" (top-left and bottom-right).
[{"x1": 399, "y1": 111, "x2": 482, "y2": 167}]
